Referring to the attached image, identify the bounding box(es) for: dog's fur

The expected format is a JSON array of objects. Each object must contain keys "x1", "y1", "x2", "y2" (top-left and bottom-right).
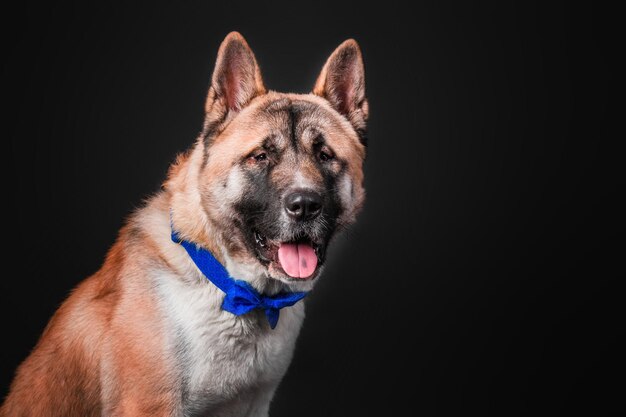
[{"x1": 1, "y1": 32, "x2": 367, "y2": 417}]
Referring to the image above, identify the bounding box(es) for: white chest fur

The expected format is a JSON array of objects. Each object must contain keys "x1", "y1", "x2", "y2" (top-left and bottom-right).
[{"x1": 156, "y1": 270, "x2": 305, "y2": 416}]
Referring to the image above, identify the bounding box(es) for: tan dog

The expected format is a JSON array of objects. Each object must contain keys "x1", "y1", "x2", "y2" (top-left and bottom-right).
[{"x1": 1, "y1": 32, "x2": 367, "y2": 417}]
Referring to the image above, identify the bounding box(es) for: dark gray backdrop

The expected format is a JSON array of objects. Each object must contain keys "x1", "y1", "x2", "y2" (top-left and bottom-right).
[{"x1": 2, "y1": 1, "x2": 621, "y2": 415}]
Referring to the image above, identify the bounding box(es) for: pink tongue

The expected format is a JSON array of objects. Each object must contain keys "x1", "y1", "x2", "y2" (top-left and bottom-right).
[{"x1": 277, "y1": 243, "x2": 318, "y2": 278}]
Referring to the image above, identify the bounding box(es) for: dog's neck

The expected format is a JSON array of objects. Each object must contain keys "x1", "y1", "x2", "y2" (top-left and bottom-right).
[{"x1": 167, "y1": 143, "x2": 222, "y2": 259}]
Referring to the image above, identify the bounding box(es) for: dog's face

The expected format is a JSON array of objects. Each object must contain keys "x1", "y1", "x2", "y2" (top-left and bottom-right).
[{"x1": 187, "y1": 33, "x2": 367, "y2": 287}]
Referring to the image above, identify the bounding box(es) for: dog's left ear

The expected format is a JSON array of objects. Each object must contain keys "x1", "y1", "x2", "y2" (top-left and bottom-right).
[
  {"x1": 313, "y1": 39, "x2": 368, "y2": 141},
  {"x1": 205, "y1": 32, "x2": 266, "y2": 119}
]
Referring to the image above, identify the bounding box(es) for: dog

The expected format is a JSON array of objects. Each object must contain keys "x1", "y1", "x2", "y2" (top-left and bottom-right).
[{"x1": 1, "y1": 32, "x2": 367, "y2": 417}]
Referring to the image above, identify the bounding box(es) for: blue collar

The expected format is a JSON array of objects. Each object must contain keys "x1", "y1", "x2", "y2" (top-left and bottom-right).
[{"x1": 171, "y1": 228, "x2": 308, "y2": 329}]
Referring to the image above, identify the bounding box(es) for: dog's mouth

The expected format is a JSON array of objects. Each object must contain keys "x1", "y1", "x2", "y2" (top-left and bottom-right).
[{"x1": 253, "y1": 229, "x2": 325, "y2": 281}]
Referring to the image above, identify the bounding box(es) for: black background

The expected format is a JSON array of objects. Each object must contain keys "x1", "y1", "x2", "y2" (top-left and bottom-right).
[{"x1": 2, "y1": 1, "x2": 622, "y2": 415}]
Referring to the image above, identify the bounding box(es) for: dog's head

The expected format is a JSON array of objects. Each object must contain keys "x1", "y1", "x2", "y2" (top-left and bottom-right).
[{"x1": 170, "y1": 32, "x2": 367, "y2": 290}]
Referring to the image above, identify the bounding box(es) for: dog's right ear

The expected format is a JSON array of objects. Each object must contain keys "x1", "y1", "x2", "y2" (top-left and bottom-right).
[{"x1": 204, "y1": 32, "x2": 266, "y2": 122}]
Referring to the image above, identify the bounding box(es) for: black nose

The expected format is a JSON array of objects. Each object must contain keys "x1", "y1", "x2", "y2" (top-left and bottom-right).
[{"x1": 284, "y1": 191, "x2": 323, "y2": 221}]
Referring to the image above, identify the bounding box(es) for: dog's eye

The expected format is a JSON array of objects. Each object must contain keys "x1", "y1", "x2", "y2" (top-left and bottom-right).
[
  {"x1": 252, "y1": 152, "x2": 268, "y2": 162},
  {"x1": 319, "y1": 150, "x2": 334, "y2": 162}
]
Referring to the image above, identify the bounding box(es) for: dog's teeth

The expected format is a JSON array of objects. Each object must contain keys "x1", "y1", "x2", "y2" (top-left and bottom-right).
[{"x1": 255, "y1": 231, "x2": 267, "y2": 247}]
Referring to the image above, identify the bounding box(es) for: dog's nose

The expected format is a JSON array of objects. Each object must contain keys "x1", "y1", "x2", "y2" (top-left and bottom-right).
[{"x1": 284, "y1": 191, "x2": 322, "y2": 221}]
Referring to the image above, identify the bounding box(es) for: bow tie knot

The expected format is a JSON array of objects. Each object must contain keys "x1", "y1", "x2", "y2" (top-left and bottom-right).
[{"x1": 222, "y1": 279, "x2": 307, "y2": 329}]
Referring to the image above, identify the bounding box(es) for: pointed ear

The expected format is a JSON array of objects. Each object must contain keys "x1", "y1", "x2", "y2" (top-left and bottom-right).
[
  {"x1": 313, "y1": 39, "x2": 368, "y2": 139},
  {"x1": 205, "y1": 32, "x2": 266, "y2": 118}
]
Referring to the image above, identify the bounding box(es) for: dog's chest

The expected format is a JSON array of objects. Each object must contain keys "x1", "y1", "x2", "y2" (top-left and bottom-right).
[{"x1": 157, "y1": 273, "x2": 304, "y2": 412}]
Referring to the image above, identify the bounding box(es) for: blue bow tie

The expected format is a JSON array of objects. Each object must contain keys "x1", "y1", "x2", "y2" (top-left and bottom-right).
[{"x1": 171, "y1": 229, "x2": 308, "y2": 329}]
